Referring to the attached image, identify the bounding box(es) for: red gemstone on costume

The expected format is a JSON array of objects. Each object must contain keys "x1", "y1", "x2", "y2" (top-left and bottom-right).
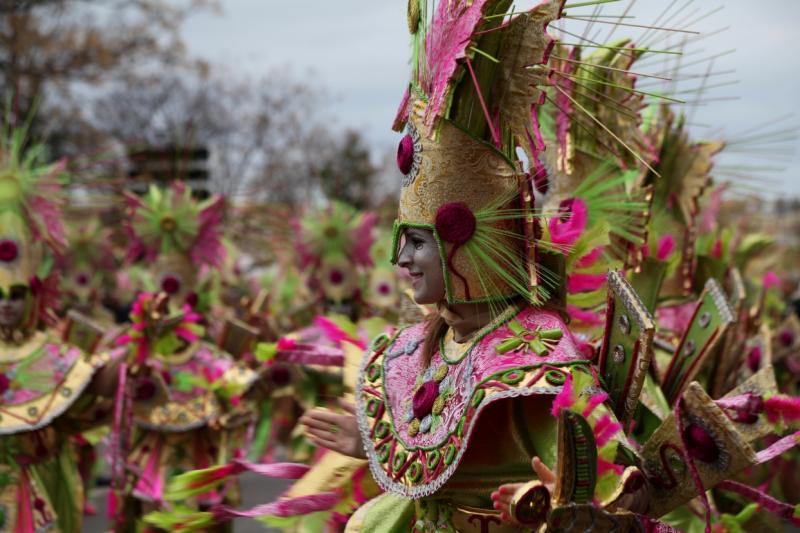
[
  {"x1": 397, "y1": 134, "x2": 414, "y2": 174},
  {"x1": 412, "y1": 380, "x2": 439, "y2": 419},
  {"x1": 161, "y1": 275, "x2": 181, "y2": 294},
  {"x1": 378, "y1": 282, "x2": 391, "y2": 295},
  {"x1": 0, "y1": 240, "x2": 18, "y2": 262},
  {"x1": 779, "y1": 329, "x2": 795, "y2": 347},
  {"x1": 684, "y1": 423, "x2": 719, "y2": 463},
  {"x1": 77, "y1": 273, "x2": 89, "y2": 286}
]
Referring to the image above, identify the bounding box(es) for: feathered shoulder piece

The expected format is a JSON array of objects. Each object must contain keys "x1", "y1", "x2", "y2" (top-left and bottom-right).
[{"x1": 123, "y1": 182, "x2": 225, "y2": 270}]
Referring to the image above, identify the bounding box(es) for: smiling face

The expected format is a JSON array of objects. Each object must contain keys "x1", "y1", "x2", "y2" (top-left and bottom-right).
[{"x1": 396, "y1": 228, "x2": 445, "y2": 305}]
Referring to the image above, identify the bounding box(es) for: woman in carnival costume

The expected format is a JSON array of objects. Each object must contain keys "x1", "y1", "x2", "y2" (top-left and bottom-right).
[
  {"x1": 0, "y1": 125, "x2": 118, "y2": 532},
  {"x1": 152, "y1": 0, "x2": 653, "y2": 530},
  {"x1": 110, "y1": 181, "x2": 260, "y2": 532},
  {"x1": 144, "y1": 0, "x2": 800, "y2": 530},
  {"x1": 305, "y1": 0, "x2": 800, "y2": 530}
]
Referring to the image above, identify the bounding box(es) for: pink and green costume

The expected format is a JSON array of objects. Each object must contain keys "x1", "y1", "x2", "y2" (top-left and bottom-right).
[{"x1": 352, "y1": 304, "x2": 590, "y2": 530}]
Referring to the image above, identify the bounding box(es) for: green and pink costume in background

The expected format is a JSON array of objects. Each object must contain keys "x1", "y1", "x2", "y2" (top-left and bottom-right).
[{"x1": 0, "y1": 332, "x2": 108, "y2": 532}]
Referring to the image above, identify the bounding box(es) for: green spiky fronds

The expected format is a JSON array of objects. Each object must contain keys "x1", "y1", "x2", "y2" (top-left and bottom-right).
[
  {"x1": 0, "y1": 119, "x2": 67, "y2": 250},
  {"x1": 297, "y1": 201, "x2": 375, "y2": 268},
  {"x1": 128, "y1": 185, "x2": 201, "y2": 256}
]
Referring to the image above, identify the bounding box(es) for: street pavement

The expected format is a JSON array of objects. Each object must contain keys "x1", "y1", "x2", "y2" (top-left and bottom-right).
[{"x1": 83, "y1": 474, "x2": 292, "y2": 532}]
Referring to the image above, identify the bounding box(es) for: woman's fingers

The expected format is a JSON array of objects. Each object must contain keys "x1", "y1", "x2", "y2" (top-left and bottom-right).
[
  {"x1": 303, "y1": 408, "x2": 353, "y2": 428},
  {"x1": 338, "y1": 399, "x2": 357, "y2": 415},
  {"x1": 305, "y1": 426, "x2": 339, "y2": 446},
  {"x1": 300, "y1": 414, "x2": 339, "y2": 432},
  {"x1": 532, "y1": 456, "x2": 555, "y2": 484}
]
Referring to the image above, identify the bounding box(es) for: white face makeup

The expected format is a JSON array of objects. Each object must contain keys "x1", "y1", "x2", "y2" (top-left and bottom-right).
[{"x1": 397, "y1": 228, "x2": 446, "y2": 305}]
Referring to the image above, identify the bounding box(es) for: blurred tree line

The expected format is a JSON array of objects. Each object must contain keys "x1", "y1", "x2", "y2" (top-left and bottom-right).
[{"x1": 0, "y1": 0, "x2": 392, "y2": 207}]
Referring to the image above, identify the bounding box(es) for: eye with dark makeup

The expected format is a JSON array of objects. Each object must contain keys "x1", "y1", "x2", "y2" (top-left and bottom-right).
[{"x1": 405, "y1": 230, "x2": 427, "y2": 250}]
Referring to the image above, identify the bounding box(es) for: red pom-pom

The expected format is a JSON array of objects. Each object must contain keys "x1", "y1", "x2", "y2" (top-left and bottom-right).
[
  {"x1": 397, "y1": 134, "x2": 414, "y2": 175},
  {"x1": 435, "y1": 202, "x2": 476, "y2": 245},
  {"x1": 161, "y1": 275, "x2": 181, "y2": 295},
  {"x1": 377, "y1": 282, "x2": 392, "y2": 295},
  {"x1": 329, "y1": 269, "x2": 344, "y2": 285},
  {"x1": 0, "y1": 240, "x2": 18, "y2": 262}
]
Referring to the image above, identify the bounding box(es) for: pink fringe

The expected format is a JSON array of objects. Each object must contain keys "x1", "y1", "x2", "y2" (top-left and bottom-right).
[
  {"x1": 392, "y1": 88, "x2": 411, "y2": 131},
  {"x1": 582, "y1": 391, "x2": 609, "y2": 418},
  {"x1": 597, "y1": 457, "x2": 624, "y2": 477},
  {"x1": 314, "y1": 316, "x2": 366, "y2": 349},
  {"x1": 548, "y1": 198, "x2": 588, "y2": 247},
  {"x1": 575, "y1": 247, "x2": 603, "y2": 268},
  {"x1": 656, "y1": 235, "x2": 676, "y2": 261},
  {"x1": 765, "y1": 395, "x2": 800, "y2": 423},
  {"x1": 717, "y1": 480, "x2": 800, "y2": 525},
  {"x1": 231, "y1": 460, "x2": 311, "y2": 479},
  {"x1": 593, "y1": 414, "x2": 622, "y2": 447},
  {"x1": 567, "y1": 304, "x2": 605, "y2": 327},
  {"x1": 763, "y1": 271, "x2": 781, "y2": 290},
  {"x1": 711, "y1": 238, "x2": 723, "y2": 259},
  {"x1": 567, "y1": 273, "x2": 606, "y2": 294},
  {"x1": 211, "y1": 492, "x2": 340, "y2": 521},
  {"x1": 276, "y1": 344, "x2": 344, "y2": 367},
  {"x1": 550, "y1": 373, "x2": 574, "y2": 417},
  {"x1": 756, "y1": 431, "x2": 800, "y2": 464},
  {"x1": 422, "y1": 0, "x2": 492, "y2": 134},
  {"x1": 277, "y1": 337, "x2": 296, "y2": 350}
]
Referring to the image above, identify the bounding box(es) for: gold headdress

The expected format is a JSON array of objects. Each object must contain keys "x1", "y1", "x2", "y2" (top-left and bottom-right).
[{"x1": 391, "y1": 0, "x2": 566, "y2": 305}]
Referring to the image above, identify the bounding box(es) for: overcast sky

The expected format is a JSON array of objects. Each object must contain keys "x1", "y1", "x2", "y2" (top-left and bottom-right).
[{"x1": 181, "y1": 0, "x2": 800, "y2": 196}]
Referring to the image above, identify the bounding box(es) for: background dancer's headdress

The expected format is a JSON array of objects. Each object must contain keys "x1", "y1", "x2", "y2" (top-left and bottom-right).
[
  {"x1": 295, "y1": 202, "x2": 376, "y2": 305},
  {"x1": 0, "y1": 122, "x2": 66, "y2": 327},
  {"x1": 124, "y1": 181, "x2": 225, "y2": 305}
]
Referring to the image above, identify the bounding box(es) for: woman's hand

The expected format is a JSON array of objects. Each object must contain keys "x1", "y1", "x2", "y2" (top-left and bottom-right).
[
  {"x1": 299, "y1": 399, "x2": 366, "y2": 459},
  {"x1": 491, "y1": 456, "x2": 555, "y2": 524}
]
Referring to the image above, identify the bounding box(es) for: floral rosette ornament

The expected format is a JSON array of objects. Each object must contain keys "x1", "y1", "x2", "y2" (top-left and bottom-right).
[{"x1": 404, "y1": 363, "x2": 455, "y2": 437}]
